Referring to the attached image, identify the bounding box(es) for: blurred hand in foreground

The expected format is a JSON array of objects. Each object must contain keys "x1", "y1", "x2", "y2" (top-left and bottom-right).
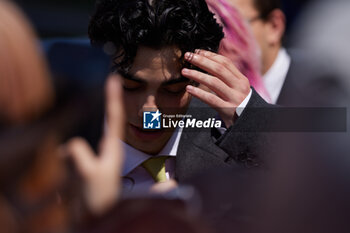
[
  {"x1": 66, "y1": 75, "x2": 124, "y2": 215},
  {"x1": 150, "y1": 179, "x2": 179, "y2": 194}
]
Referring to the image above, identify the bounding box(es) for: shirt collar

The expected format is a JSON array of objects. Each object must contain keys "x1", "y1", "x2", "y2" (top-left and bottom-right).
[
  {"x1": 122, "y1": 127, "x2": 183, "y2": 176},
  {"x1": 263, "y1": 48, "x2": 291, "y2": 104}
]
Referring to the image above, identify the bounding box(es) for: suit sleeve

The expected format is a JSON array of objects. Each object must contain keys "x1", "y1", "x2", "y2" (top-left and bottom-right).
[{"x1": 214, "y1": 89, "x2": 276, "y2": 168}]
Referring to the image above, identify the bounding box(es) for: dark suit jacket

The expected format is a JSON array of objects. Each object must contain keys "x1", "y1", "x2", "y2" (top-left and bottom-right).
[
  {"x1": 276, "y1": 50, "x2": 305, "y2": 106},
  {"x1": 175, "y1": 89, "x2": 274, "y2": 182},
  {"x1": 276, "y1": 49, "x2": 334, "y2": 106},
  {"x1": 277, "y1": 49, "x2": 350, "y2": 107}
]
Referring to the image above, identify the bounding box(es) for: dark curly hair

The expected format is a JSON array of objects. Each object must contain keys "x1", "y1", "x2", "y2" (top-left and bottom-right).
[{"x1": 88, "y1": 0, "x2": 224, "y2": 73}]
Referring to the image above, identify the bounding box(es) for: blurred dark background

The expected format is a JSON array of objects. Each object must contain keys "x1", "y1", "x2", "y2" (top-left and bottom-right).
[
  {"x1": 14, "y1": 0, "x2": 95, "y2": 38},
  {"x1": 14, "y1": 0, "x2": 314, "y2": 40}
]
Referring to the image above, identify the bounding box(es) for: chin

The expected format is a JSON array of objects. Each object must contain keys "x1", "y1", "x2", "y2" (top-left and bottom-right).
[{"x1": 126, "y1": 123, "x2": 173, "y2": 154}]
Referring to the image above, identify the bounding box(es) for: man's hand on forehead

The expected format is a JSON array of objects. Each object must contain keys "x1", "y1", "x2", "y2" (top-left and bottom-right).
[{"x1": 182, "y1": 49, "x2": 251, "y2": 128}]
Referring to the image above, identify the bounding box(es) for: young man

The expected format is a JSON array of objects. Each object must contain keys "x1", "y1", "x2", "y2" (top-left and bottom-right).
[
  {"x1": 229, "y1": 0, "x2": 305, "y2": 105},
  {"x1": 88, "y1": 0, "x2": 272, "y2": 193}
]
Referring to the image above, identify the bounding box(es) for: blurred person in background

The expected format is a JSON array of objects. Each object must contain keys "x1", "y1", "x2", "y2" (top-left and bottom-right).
[
  {"x1": 0, "y1": 0, "x2": 53, "y2": 125},
  {"x1": 206, "y1": 0, "x2": 270, "y2": 102},
  {"x1": 0, "y1": 0, "x2": 126, "y2": 232},
  {"x1": 249, "y1": 1, "x2": 350, "y2": 232},
  {"x1": 0, "y1": 1, "x2": 69, "y2": 231},
  {"x1": 291, "y1": 0, "x2": 350, "y2": 107},
  {"x1": 228, "y1": 0, "x2": 307, "y2": 105}
]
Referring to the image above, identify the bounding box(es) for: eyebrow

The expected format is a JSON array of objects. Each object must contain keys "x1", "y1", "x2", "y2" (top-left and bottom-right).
[{"x1": 119, "y1": 71, "x2": 190, "y2": 86}]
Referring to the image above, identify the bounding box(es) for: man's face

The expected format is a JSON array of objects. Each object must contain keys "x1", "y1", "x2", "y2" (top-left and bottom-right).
[
  {"x1": 229, "y1": 0, "x2": 270, "y2": 73},
  {"x1": 120, "y1": 46, "x2": 192, "y2": 155}
]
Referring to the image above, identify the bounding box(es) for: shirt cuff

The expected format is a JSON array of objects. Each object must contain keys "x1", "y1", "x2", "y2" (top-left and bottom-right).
[
  {"x1": 235, "y1": 88, "x2": 252, "y2": 117},
  {"x1": 215, "y1": 89, "x2": 253, "y2": 135}
]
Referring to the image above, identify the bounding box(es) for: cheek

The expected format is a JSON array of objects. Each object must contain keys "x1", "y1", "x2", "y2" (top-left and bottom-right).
[
  {"x1": 251, "y1": 25, "x2": 265, "y2": 46},
  {"x1": 123, "y1": 92, "x2": 141, "y2": 120}
]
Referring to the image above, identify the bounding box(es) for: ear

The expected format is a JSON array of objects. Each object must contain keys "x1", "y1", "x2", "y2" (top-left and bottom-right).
[{"x1": 265, "y1": 9, "x2": 286, "y2": 46}]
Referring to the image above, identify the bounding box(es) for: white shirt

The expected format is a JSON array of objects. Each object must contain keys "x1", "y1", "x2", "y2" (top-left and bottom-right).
[
  {"x1": 121, "y1": 89, "x2": 253, "y2": 195},
  {"x1": 121, "y1": 127, "x2": 182, "y2": 194},
  {"x1": 263, "y1": 48, "x2": 291, "y2": 104}
]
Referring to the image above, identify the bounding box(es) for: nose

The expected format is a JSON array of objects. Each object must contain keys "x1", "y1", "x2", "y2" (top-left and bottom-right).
[{"x1": 138, "y1": 95, "x2": 158, "y2": 117}]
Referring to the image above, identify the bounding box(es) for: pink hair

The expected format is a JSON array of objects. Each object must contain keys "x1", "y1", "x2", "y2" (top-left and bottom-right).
[{"x1": 206, "y1": 0, "x2": 271, "y2": 102}]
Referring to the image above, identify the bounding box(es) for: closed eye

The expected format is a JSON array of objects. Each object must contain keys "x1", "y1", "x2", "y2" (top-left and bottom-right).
[
  {"x1": 122, "y1": 78, "x2": 144, "y2": 91},
  {"x1": 162, "y1": 82, "x2": 189, "y2": 94}
]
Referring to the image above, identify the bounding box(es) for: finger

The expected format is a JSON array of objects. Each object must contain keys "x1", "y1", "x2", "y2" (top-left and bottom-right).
[
  {"x1": 150, "y1": 180, "x2": 178, "y2": 194},
  {"x1": 195, "y1": 50, "x2": 251, "y2": 101},
  {"x1": 100, "y1": 137, "x2": 124, "y2": 169},
  {"x1": 195, "y1": 49, "x2": 245, "y2": 79},
  {"x1": 182, "y1": 68, "x2": 232, "y2": 101},
  {"x1": 105, "y1": 74, "x2": 124, "y2": 139},
  {"x1": 184, "y1": 52, "x2": 238, "y2": 86},
  {"x1": 101, "y1": 75, "x2": 125, "y2": 164},
  {"x1": 57, "y1": 144, "x2": 69, "y2": 159},
  {"x1": 186, "y1": 85, "x2": 228, "y2": 110},
  {"x1": 66, "y1": 137, "x2": 96, "y2": 178}
]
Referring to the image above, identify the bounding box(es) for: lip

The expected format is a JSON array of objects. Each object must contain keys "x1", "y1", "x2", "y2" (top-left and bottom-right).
[{"x1": 128, "y1": 123, "x2": 165, "y2": 141}]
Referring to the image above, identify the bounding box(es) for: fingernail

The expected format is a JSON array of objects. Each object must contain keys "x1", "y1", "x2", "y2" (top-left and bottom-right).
[
  {"x1": 186, "y1": 85, "x2": 194, "y2": 91},
  {"x1": 182, "y1": 68, "x2": 189, "y2": 74},
  {"x1": 184, "y1": 52, "x2": 192, "y2": 60}
]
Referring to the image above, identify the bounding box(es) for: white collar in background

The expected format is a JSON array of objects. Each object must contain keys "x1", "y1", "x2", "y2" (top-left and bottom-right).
[
  {"x1": 122, "y1": 127, "x2": 183, "y2": 176},
  {"x1": 263, "y1": 48, "x2": 291, "y2": 104}
]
